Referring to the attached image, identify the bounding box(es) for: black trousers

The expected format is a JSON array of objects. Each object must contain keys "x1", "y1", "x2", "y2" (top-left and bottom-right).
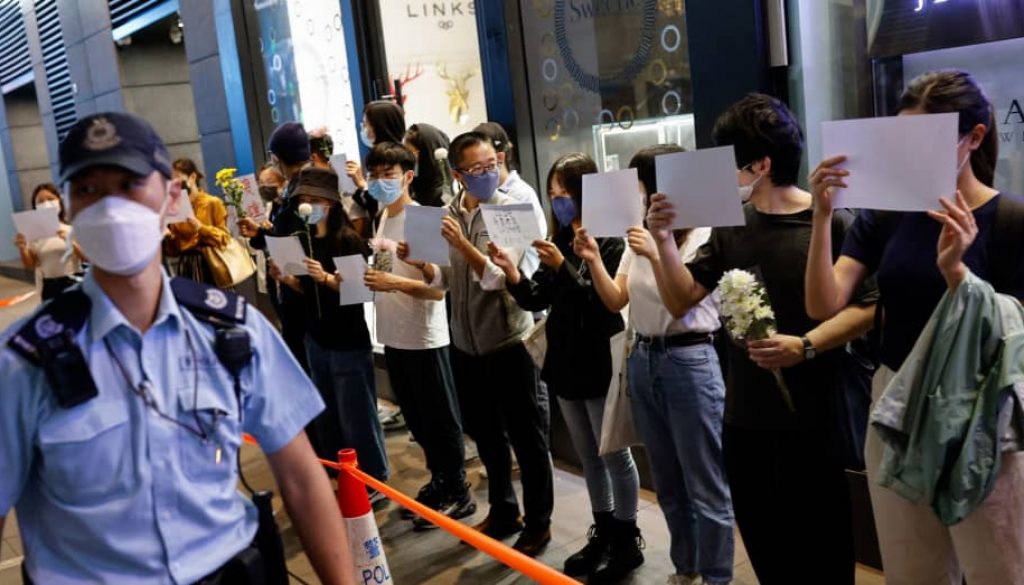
[
  {"x1": 723, "y1": 423, "x2": 855, "y2": 585},
  {"x1": 451, "y1": 343, "x2": 553, "y2": 530},
  {"x1": 384, "y1": 345, "x2": 467, "y2": 487}
]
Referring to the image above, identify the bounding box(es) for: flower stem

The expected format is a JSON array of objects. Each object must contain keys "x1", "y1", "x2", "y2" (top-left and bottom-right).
[
  {"x1": 771, "y1": 368, "x2": 796, "y2": 413},
  {"x1": 304, "y1": 226, "x2": 322, "y2": 318}
]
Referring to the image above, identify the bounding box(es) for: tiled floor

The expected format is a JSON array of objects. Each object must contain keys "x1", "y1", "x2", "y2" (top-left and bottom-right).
[{"x1": 0, "y1": 274, "x2": 886, "y2": 584}]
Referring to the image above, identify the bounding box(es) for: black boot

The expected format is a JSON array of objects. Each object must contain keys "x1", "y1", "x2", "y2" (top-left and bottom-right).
[
  {"x1": 563, "y1": 511, "x2": 613, "y2": 576},
  {"x1": 589, "y1": 518, "x2": 644, "y2": 583}
]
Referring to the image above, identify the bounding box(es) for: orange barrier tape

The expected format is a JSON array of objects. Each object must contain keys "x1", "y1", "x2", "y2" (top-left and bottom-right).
[
  {"x1": 0, "y1": 291, "x2": 33, "y2": 309},
  {"x1": 241, "y1": 434, "x2": 581, "y2": 585}
]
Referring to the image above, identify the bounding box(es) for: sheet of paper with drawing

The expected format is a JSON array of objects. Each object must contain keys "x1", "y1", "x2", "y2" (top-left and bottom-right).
[
  {"x1": 236, "y1": 173, "x2": 267, "y2": 224},
  {"x1": 403, "y1": 205, "x2": 450, "y2": 266},
  {"x1": 265, "y1": 235, "x2": 309, "y2": 276},
  {"x1": 12, "y1": 207, "x2": 60, "y2": 241},
  {"x1": 329, "y1": 154, "x2": 358, "y2": 194},
  {"x1": 655, "y1": 146, "x2": 747, "y2": 228},
  {"x1": 820, "y1": 113, "x2": 958, "y2": 212},
  {"x1": 334, "y1": 255, "x2": 374, "y2": 306},
  {"x1": 582, "y1": 168, "x2": 644, "y2": 237},
  {"x1": 480, "y1": 203, "x2": 545, "y2": 249}
]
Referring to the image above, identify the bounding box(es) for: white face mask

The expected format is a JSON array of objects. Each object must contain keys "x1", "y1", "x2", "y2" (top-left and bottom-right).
[
  {"x1": 37, "y1": 200, "x2": 60, "y2": 210},
  {"x1": 738, "y1": 172, "x2": 763, "y2": 202},
  {"x1": 72, "y1": 195, "x2": 166, "y2": 276}
]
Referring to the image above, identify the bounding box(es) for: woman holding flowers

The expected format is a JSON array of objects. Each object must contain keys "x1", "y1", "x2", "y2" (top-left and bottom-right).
[
  {"x1": 575, "y1": 144, "x2": 731, "y2": 585},
  {"x1": 645, "y1": 96, "x2": 877, "y2": 585},
  {"x1": 267, "y1": 167, "x2": 389, "y2": 484},
  {"x1": 163, "y1": 158, "x2": 231, "y2": 285}
]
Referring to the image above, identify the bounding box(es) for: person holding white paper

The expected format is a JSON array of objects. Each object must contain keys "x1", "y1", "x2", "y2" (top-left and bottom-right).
[
  {"x1": 647, "y1": 95, "x2": 878, "y2": 585},
  {"x1": 358, "y1": 142, "x2": 475, "y2": 527},
  {"x1": 489, "y1": 152, "x2": 643, "y2": 581},
  {"x1": 402, "y1": 131, "x2": 554, "y2": 557},
  {"x1": 267, "y1": 167, "x2": 389, "y2": 487},
  {"x1": 806, "y1": 70, "x2": 1024, "y2": 585},
  {"x1": 574, "y1": 144, "x2": 732, "y2": 585},
  {"x1": 162, "y1": 158, "x2": 231, "y2": 286},
  {"x1": 14, "y1": 183, "x2": 84, "y2": 300}
]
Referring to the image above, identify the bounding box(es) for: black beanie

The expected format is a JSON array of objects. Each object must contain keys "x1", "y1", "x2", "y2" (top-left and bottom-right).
[{"x1": 268, "y1": 122, "x2": 310, "y2": 166}]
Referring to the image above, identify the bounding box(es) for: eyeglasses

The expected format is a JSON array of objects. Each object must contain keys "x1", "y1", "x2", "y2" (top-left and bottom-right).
[{"x1": 457, "y1": 162, "x2": 499, "y2": 177}]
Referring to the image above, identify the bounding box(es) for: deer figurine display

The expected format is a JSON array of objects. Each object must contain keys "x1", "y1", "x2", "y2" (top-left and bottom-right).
[{"x1": 437, "y1": 63, "x2": 476, "y2": 124}]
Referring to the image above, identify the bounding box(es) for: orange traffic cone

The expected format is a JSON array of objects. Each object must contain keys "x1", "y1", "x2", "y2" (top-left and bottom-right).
[{"x1": 337, "y1": 449, "x2": 393, "y2": 585}]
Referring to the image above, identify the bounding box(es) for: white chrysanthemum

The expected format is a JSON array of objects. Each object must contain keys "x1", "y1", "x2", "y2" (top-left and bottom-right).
[
  {"x1": 754, "y1": 306, "x2": 774, "y2": 321},
  {"x1": 434, "y1": 147, "x2": 449, "y2": 161},
  {"x1": 297, "y1": 203, "x2": 313, "y2": 218}
]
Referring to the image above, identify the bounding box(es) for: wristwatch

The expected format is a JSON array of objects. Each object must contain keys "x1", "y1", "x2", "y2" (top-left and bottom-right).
[{"x1": 801, "y1": 336, "x2": 817, "y2": 360}]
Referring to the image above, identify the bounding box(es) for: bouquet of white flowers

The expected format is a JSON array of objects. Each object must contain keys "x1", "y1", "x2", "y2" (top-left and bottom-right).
[{"x1": 717, "y1": 269, "x2": 795, "y2": 412}]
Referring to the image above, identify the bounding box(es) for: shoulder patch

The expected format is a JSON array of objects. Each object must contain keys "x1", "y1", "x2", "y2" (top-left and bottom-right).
[
  {"x1": 7, "y1": 290, "x2": 91, "y2": 366},
  {"x1": 171, "y1": 277, "x2": 247, "y2": 328}
]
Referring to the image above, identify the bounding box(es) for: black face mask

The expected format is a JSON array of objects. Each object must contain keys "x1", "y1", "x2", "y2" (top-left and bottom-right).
[{"x1": 259, "y1": 186, "x2": 280, "y2": 203}]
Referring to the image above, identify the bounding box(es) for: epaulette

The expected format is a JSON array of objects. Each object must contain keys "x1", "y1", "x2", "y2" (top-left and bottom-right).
[
  {"x1": 170, "y1": 277, "x2": 247, "y2": 329},
  {"x1": 7, "y1": 288, "x2": 99, "y2": 408}
]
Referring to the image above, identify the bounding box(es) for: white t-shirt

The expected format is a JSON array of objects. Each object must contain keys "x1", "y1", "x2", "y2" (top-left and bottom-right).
[
  {"x1": 616, "y1": 227, "x2": 719, "y2": 336},
  {"x1": 373, "y1": 202, "x2": 450, "y2": 350},
  {"x1": 30, "y1": 227, "x2": 81, "y2": 279}
]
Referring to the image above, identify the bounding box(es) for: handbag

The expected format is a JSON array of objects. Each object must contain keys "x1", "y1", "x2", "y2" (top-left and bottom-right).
[
  {"x1": 202, "y1": 236, "x2": 257, "y2": 288},
  {"x1": 599, "y1": 329, "x2": 642, "y2": 455},
  {"x1": 523, "y1": 317, "x2": 548, "y2": 370}
]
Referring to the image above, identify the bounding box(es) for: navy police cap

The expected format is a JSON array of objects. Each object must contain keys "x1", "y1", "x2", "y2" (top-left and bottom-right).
[{"x1": 58, "y1": 112, "x2": 172, "y2": 182}]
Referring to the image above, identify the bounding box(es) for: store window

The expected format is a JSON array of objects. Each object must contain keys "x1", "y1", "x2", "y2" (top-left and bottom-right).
[
  {"x1": 520, "y1": 0, "x2": 694, "y2": 175},
  {"x1": 377, "y1": 1, "x2": 488, "y2": 139},
  {"x1": 253, "y1": 0, "x2": 361, "y2": 162}
]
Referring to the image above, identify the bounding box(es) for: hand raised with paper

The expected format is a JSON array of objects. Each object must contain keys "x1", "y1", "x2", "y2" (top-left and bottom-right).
[
  {"x1": 809, "y1": 155, "x2": 849, "y2": 217},
  {"x1": 441, "y1": 216, "x2": 469, "y2": 250},
  {"x1": 487, "y1": 241, "x2": 521, "y2": 285},
  {"x1": 346, "y1": 160, "x2": 367, "y2": 191},
  {"x1": 645, "y1": 193, "x2": 676, "y2": 243},
  {"x1": 626, "y1": 227, "x2": 658, "y2": 260},
  {"x1": 928, "y1": 191, "x2": 977, "y2": 290},
  {"x1": 533, "y1": 240, "x2": 564, "y2": 270},
  {"x1": 573, "y1": 228, "x2": 600, "y2": 264}
]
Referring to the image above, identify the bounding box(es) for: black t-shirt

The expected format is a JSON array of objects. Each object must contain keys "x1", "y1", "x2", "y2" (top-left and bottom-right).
[
  {"x1": 300, "y1": 231, "x2": 372, "y2": 351},
  {"x1": 688, "y1": 204, "x2": 879, "y2": 431},
  {"x1": 842, "y1": 194, "x2": 1024, "y2": 371}
]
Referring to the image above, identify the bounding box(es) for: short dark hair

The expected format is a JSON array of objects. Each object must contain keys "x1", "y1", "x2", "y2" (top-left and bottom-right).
[
  {"x1": 366, "y1": 141, "x2": 416, "y2": 173},
  {"x1": 309, "y1": 131, "x2": 334, "y2": 161},
  {"x1": 712, "y1": 94, "x2": 805, "y2": 187},
  {"x1": 363, "y1": 100, "x2": 407, "y2": 145},
  {"x1": 629, "y1": 144, "x2": 686, "y2": 197},
  {"x1": 448, "y1": 132, "x2": 495, "y2": 170},
  {"x1": 899, "y1": 70, "x2": 997, "y2": 187},
  {"x1": 473, "y1": 122, "x2": 518, "y2": 171}
]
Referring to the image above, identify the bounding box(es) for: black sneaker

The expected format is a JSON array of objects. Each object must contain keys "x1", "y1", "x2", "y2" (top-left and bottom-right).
[
  {"x1": 413, "y1": 486, "x2": 477, "y2": 530},
  {"x1": 402, "y1": 480, "x2": 445, "y2": 520}
]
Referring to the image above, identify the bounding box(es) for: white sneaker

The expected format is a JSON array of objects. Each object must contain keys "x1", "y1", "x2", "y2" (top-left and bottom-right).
[{"x1": 667, "y1": 575, "x2": 702, "y2": 585}]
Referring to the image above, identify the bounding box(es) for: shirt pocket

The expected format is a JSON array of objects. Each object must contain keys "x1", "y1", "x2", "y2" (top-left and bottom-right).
[
  {"x1": 177, "y1": 386, "x2": 242, "y2": 484},
  {"x1": 37, "y1": 402, "x2": 132, "y2": 504}
]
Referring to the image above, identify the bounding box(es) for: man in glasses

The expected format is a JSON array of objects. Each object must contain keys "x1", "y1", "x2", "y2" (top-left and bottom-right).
[
  {"x1": 403, "y1": 132, "x2": 555, "y2": 557},
  {"x1": 0, "y1": 113, "x2": 355, "y2": 585}
]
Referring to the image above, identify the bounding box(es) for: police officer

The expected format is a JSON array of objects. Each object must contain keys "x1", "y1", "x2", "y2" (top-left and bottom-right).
[{"x1": 0, "y1": 113, "x2": 356, "y2": 585}]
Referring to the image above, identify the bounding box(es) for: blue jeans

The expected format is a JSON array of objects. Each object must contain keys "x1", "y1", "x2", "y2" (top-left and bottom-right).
[
  {"x1": 304, "y1": 336, "x2": 389, "y2": 481},
  {"x1": 558, "y1": 397, "x2": 640, "y2": 521},
  {"x1": 629, "y1": 340, "x2": 734, "y2": 584}
]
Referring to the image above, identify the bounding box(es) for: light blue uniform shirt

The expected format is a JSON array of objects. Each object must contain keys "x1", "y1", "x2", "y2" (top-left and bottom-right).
[{"x1": 0, "y1": 271, "x2": 324, "y2": 584}]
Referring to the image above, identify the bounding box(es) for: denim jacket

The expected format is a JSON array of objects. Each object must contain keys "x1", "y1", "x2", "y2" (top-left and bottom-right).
[{"x1": 870, "y1": 271, "x2": 1024, "y2": 525}]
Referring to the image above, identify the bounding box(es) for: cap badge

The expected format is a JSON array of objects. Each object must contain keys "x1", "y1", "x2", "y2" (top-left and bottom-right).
[
  {"x1": 204, "y1": 289, "x2": 229, "y2": 311},
  {"x1": 83, "y1": 117, "x2": 122, "y2": 151}
]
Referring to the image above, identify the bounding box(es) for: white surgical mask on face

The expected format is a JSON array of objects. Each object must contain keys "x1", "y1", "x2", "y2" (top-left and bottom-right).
[
  {"x1": 72, "y1": 194, "x2": 166, "y2": 276},
  {"x1": 37, "y1": 200, "x2": 60, "y2": 210},
  {"x1": 738, "y1": 171, "x2": 763, "y2": 202}
]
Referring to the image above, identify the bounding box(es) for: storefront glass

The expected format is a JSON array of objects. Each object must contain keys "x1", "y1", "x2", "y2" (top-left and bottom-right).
[
  {"x1": 252, "y1": 0, "x2": 361, "y2": 162},
  {"x1": 377, "y1": 1, "x2": 488, "y2": 140},
  {"x1": 904, "y1": 37, "x2": 1024, "y2": 197},
  {"x1": 519, "y1": 0, "x2": 695, "y2": 176}
]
